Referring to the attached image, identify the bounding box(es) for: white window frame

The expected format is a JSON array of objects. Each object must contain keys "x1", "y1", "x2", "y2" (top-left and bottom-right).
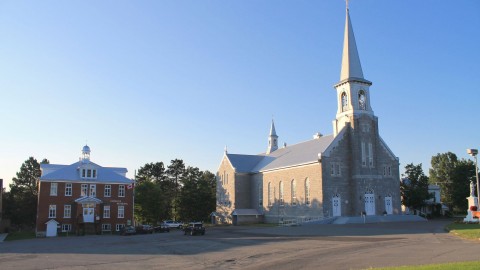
[
  {"x1": 89, "y1": 184, "x2": 96, "y2": 197},
  {"x1": 61, "y1": 224, "x2": 71, "y2": 232},
  {"x1": 65, "y1": 183, "x2": 72, "y2": 196},
  {"x1": 50, "y1": 183, "x2": 58, "y2": 196},
  {"x1": 103, "y1": 205, "x2": 111, "y2": 218},
  {"x1": 119, "y1": 185, "x2": 125, "y2": 197},
  {"x1": 102, "y1": 224, "x2": 111, "y2": 231},
  {"x1": 81, "y1": 184, "x2": 88, "y2": 197},
  {"x1": 118, "y1": 205, "x2": 125, "y2": 218},
  {"x1": 104, "y1": 185, "x2": 111, "y2": 197},
  {"x1": 49, "y1": 205, "x2": 56, "y2": 218},
  {"x1": 64, "y1": 205, "x2": 71, "y2": 218},
  {"x1": 116, "y1": 224, "x2": 125, "y2": 232}
]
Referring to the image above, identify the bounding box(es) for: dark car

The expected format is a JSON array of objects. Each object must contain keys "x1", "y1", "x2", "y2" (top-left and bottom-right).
[
  {"x1": 120, "y1": 226, "x2": 136, "y2": 236},
  {"x1": 136, "y1": 225, "x2": 154, "y2": 234},
  {"x1": 183, "y1": 222, "x2": 205, "y2": 236},
  {"x1": 154, "y1": 224, "x2": 170, "y2": 233}
]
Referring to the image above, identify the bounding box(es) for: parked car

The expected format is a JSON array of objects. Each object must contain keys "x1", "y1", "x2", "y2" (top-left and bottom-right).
[
  {"x1": 136, "y1": 225, "x2": 154, "y2": 234},
  {"x1": 183, "y1": 222, "x2": 205, "y2": 236},
  {"x1": 154, "y1": 224, "x2": 170, "y2": 233},
  {"x1": 120, "y1": 226, "x2": 136, "y2": 236},
  {"x1": 163, "y1": 220, "x2": 183, "y2": 229}
]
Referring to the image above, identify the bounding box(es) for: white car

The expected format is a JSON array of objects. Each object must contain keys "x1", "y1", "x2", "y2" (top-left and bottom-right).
[{"x1": 162, "y1": 220, "x2": 183, "y2": 229}]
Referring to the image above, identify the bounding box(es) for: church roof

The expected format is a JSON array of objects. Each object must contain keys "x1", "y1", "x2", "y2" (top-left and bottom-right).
[
  {"x1": 40, "y1": 162, "x2": 133, "y2": 184},
  {"x1": 226, "y1": 135, "x2": 334, "y2": 173}
]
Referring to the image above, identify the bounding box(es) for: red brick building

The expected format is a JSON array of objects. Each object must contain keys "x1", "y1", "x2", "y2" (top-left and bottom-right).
[{"x1": 36, "y1": 145, "x2": 134, "y2": 237}]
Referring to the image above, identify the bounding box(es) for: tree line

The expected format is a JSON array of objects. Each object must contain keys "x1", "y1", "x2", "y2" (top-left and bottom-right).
[
  {"x1": 401, "y1": 152, "x2": 476, "y2": 215},
  {"x1": 1, "y1": 157, "x2": 216, "y2": 230}
]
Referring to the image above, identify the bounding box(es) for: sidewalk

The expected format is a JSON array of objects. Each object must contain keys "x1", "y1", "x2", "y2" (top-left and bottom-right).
[{"x1": 0, "y1": 233, "x2": 8, "y2": 242}]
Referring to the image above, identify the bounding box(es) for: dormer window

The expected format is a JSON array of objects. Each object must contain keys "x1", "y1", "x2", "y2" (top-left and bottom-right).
[{"x1": 81, "y1": 168, "x2": 97, "y2": 179}]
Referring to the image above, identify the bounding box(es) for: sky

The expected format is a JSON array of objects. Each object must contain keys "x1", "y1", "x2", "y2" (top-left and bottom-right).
[{"x1": 1, "y1": 1, "x2": 479, "y2": 190}]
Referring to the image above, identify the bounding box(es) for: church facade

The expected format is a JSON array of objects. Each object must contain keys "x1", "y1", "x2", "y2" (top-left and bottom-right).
[{"x1": 215, "y1": 7, "x2": 401, "y2": 225}]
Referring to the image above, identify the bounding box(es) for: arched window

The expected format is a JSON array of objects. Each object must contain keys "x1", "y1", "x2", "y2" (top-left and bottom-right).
[
  {"x1": 305, "y1": 178, "x2": 310, "y2": 205},
  {"x1": 279, "y1": 181, "x2": 284, "y2": 206},
  {"x1": 358, "y1": 90, "x2": 366, "y2": 110},
  {"x1": 258, "y1": 183, "x2": 263, "y2": 206},
  {"x1": 268, "y1": 182, "x2": 272, "y2": 206},
  {"x1": 341, "y1": 92, "x2": 348, "y2": 111},
  {"x1": 291, "y1": 179, "x2": 296, "y2": 205}
]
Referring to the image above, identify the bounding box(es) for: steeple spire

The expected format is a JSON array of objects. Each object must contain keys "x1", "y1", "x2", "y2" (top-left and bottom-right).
[
  {"x1": 340, "y1": 6, "x2": 365, "y2": 81},
  {"x1": 266, "y1": 119, "x2": 278, "y2": 154}
]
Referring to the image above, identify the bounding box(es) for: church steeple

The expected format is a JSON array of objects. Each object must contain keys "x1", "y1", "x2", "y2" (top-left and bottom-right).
[
  {"x1": 266, "y1": 120, "x2": 278, "y2": 154},
  {"x1": 333, "y1": 5, "x2": 374, "y2": 137},
  {"x1": 340, "y1": 6, "x2": 364, "y2": 81}
]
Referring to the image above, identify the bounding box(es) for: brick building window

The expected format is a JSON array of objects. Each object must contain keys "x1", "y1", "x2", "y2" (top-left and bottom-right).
[
  {"x1": 89, "y1": 184, "x2": 96, "y2": 197},
  {"x1": 50, "y1": 183, "x2": 58, "y2": 196},
  {"x1": 118, "y1": 205, "x2": 125, "y2": 218},
  {"x1": 48, "y1": 205, "x2": 56, "y2": 218},
  {"x1": 65, "y1": 183, "x2": 72, "y2": 196},
  {"x1": 102, "y1": 224, "x2": 111, "y2": 231},
  {"x1": 116, "y1": 224, "x2": 125, "y2": 232},
  {"x1": 119, "y1": 185, "x2": 125, "y2": 197},
  {"x1": 62, "y1": 224, "x2": 71, "y2": 232},
  {"x1": 64, "y1": 205, "x2": 71, "y2": 218},
  {"x1": 103, "y1": 205, "x2": 111, "y2": 218},
  {"x1": 81, "y1": 184, "x2": 88, "y2": 197},
  {"x1": 104, "y1": 185, "x2": 111, "y2": 197}
]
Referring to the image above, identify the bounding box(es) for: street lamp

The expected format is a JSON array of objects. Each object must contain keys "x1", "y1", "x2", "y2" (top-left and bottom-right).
[{"x1": 467, "y1": 149, "x2": 480, "y2": 207}]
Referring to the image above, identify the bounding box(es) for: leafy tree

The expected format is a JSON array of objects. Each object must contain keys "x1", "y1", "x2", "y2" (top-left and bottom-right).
[
  {"x1": 136, "y1": 162, "x2": 166, "y2": 184},
  {"x1": 134, "y1": 181, "x2": 166, "y2": 224},
  {"x1": 429, "y1": 152, "x2": 476, "y2": 212},
  {"x1": 400, "y1": 163, "x2": 430, "y2": 212},
  {"x1": 5, "y1": 157, "x2": 49, "y2": 228},
  {"x1": 177, "y1": 168, "x2": 216, "y2": 222}
]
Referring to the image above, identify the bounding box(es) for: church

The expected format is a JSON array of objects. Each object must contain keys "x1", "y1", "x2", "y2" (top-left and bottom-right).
[{"x1": 214, "y1": 6, "x2": 401, "y2": 225}]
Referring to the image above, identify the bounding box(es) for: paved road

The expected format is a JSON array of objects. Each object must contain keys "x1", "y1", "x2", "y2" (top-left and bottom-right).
[{"x1": 0, "y1": 220, "x2": 479, "y2": 270}]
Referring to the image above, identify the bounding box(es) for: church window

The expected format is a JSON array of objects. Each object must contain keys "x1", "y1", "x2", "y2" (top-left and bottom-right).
[
  {"x1": 336, "y1": 164, "x2": 341, "y2": 175},
  {"x1": 361, "y1": 142, "x2": 366, "y2": 167},
  {"x1": 341, "y1": 92, "x2": 348, "y2": 111},
  {"x1": 268, "y1": 182, "x2": 272, "y2": 206},
  {"x1": 279, "y1": 181, "x2": 284, "y2": 206},
  {"x1": 387, "y1": 166, "x2": 392, "y2": 176},
  {"x1": 368, "y1": 143, "x2": 374, "y2": 167},
  {"x1": 291, "y1": 180, "x2": 297, "y2": 206},
  {"x1": 305, "y1": 178, "x2": 310, "y2": 205},
  {"x1": 358, "y1": 90, "x2": 366, "y2": 110},
  {"x1": 258, "y1": 184, "x2": 263, "y2": 206},
  {"x1": 226, "y1": 174, "x2": 228, "y2": 185},
  {"x1": 330, "y1": 164, "x2": 335, "y2": 175}
]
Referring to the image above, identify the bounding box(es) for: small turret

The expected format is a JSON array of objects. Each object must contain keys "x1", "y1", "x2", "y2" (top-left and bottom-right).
[{"x1": 266, "y1": 120, "x2": 279, "y2": 154}]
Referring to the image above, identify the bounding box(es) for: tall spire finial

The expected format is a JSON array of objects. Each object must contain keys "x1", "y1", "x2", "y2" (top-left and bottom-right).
[
  {"x1": 339, "y1": 4, "x2": 365, "y2": 82},
  {"x1": 346, "y1": 0, "x2": 349, "y2": 10}
]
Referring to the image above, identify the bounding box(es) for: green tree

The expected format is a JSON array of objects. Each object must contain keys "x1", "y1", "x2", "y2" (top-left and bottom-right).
[
  {"x1": 5, "y1": 157, "x2": 49, "y2": 228},
  {"x1": 134, "y1": 181, "x2": 166, "y2": 224},
  {"x1": 177, "y1": 168, "x2": 216, "y2": 222},
  {"x1": 136, "y1": 162, "x2": 166, "y2": 184},
  {"x1": 429, "y1": 152, "x2": 475, "y2": 212},
  {"x1": 166, "y1": 159, "x2": 185, "y2": 220},
  {"x1": 401, "y1": 163, "x2": 430, "y2": 212}
]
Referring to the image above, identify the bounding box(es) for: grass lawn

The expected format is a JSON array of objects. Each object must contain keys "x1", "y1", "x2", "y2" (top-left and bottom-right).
[
  {"x1": 446, "y1": 222, "x2": 480, "y2": 240},
  {"x1": 4, "y1": 231, "x2": 36, "y2": 241},
  {"x1": 372, "y1": 261, "x2": 480, "y2": 270}
]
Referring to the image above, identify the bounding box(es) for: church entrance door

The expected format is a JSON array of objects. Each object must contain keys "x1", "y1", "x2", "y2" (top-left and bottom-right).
[
  {"x1": 364, "y1": 193, "x2": 375, "y2": 215},
  {"x1": 332, "y1": 196, "x2": 341, "y2": 217},
  {"x1": 384, "y1": 196, "x2": 393, "y2": 215}
]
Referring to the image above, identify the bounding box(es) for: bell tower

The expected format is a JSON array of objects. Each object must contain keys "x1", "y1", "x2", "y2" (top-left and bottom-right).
[
  {"x1": 333, "y1": 6, "x2": 374, "y2": 136},
  {"x1": 266, "y1": 120, "x2": 278, "y2": 154}
]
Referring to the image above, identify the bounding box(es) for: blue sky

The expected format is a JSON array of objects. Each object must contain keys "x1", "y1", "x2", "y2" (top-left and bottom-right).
[{"x1": 1, "y1": 1, "x2": 479, "y2": 189}]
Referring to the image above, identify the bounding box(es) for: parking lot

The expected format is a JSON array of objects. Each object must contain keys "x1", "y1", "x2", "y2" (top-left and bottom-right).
[{"x1": 0, "y1": 220, "x2": 479, "y2": 270}]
